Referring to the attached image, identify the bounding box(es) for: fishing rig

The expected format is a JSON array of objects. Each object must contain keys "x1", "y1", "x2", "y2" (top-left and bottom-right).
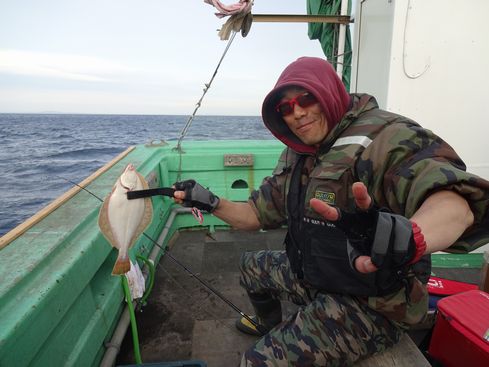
[{"x1": 57, "y1": 174, "x2": 268, "y2": 363}]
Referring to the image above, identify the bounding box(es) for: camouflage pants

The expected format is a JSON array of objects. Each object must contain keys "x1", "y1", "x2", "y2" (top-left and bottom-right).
[{"x1": 239, "y1": 250, "x2": 403, "y2": 367}]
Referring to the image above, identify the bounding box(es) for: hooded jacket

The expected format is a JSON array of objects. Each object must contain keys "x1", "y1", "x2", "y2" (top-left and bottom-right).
[
  {"x1": 261, "y1": 57, "x2": 351, "y2": 155},
  {"x1": 255, "y1": 56, "x2": 489, "y2": 253},
  {"x1": 249, "y1": 56, "x2": 489, "y2": 323}
]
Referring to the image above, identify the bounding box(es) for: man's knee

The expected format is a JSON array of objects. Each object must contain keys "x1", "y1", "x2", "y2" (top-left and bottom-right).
[
  {"x1": 240, "y1": 334, "x2": 288, "y2": 367},
  {"x1": 238, "y1": 251, "x2": 251, "y2": 273}
]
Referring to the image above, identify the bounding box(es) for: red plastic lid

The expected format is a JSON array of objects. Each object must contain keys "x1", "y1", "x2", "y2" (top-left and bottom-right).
[
  {"x1": 428, "y1": 276, "x2": 478, "y2": 296},
  {"x1": 437, "y1": 290, "x2": 489, "y2": 344}
]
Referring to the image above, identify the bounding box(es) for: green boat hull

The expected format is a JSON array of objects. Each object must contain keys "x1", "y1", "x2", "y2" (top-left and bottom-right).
[
  {"x1": 0, "y1": 140, "x2": 285, "y2": 367},
  {"x1": 0, "y1": 139, "x2": 483, "y2": 366}
]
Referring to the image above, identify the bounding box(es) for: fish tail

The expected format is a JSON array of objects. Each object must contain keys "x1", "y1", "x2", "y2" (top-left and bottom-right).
[{"x1": 112, "y1": 256, "x2": 131, "y2": 275}]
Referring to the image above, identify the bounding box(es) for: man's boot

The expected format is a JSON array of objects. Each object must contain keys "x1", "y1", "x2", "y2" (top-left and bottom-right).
[{"x1": 235, "y1": 291, "x2": 282, "y2": 336}]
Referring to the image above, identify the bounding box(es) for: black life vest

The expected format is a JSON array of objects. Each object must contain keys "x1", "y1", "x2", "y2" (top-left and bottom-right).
[{"x1": 285, "y1": 152, "x2": 430, "y2": 297}]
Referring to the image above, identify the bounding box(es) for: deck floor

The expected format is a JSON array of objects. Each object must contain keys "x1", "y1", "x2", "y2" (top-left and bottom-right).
[
  {"x1": 116, "y1": 228, "x2": 288, "y2": 366},
  {"x1": 115, "y1": 228, "x2": 481, "y2": 366}
]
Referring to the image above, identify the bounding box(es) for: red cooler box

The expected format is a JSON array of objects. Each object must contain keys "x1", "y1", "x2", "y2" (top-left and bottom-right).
[{"x1": 428, "y1": 290, "x2": 489, "y2": 367}]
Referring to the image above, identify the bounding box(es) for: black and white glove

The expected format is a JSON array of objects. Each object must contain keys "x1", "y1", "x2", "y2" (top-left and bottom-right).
[
  {"x1": 334, "y1": 205, "x2": 426, "y2": 270},
  {"x1": 174, "y1": 179, "x2": 220, "y2": 213}
]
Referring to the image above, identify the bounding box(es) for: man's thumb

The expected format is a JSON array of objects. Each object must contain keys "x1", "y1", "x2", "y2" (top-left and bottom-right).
[{"x1": 310, "y1": 198, "x2": 339, "y2": 221}]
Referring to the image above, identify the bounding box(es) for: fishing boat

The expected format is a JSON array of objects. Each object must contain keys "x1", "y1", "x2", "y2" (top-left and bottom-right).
[{"x1": 1, "y1": 1, "x2": 488, "y2": 366}]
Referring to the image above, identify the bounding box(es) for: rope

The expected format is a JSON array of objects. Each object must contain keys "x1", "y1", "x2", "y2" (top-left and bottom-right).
[
  {"x1": 402, "y1": 0, "x2": 430, "y2": 79},
  {"x1": 121, "y1": 275, "x2": 143, "y2": 364},
  {"x1": 204, "y1": 0, "x2": 253, "y2": 17}
]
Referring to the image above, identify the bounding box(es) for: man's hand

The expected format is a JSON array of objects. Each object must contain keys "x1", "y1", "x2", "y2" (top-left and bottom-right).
[
  {"x1": 310, "y1": 182, "x2": 377, "y2": 273},
  {"x1": 310, "y1": 182, "x2": 425, "y2": 274},
  {"x1": 173, "y1": 180, "x2": 220, "y2": 213}
]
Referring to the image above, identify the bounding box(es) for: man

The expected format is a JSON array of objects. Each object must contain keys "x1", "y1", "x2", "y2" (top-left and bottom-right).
[{"x1": 174, "y1": 57, "x2": 489, "y2": 366}]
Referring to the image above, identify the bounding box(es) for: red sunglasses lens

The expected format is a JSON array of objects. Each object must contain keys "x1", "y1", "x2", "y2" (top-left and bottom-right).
[
  {"x1": 297, "y1": 93, "x2": 317, "y2": 108},
  {"x1": 276, "y1": 93, "x2": 317, "y2": 116},
  {"x1": 297, "y1": 93, "x2": 318, "y2": 107},
  {"x1": 277, "y1": 102, "x2": 293, "y2": 116}
]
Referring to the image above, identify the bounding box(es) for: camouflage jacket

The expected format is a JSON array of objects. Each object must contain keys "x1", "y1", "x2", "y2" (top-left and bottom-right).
[
  {"x1": 250, "y1": 94, "x2": 489, "y2": 324},
  {"x1": 251, "y1": 94, "x2": 489, "y2": 252}
]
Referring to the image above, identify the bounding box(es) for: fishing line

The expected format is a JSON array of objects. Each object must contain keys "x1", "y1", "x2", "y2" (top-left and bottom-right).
[
  {"x1": 158, "y1": 263, "x2": 240, "y2": 334},
  {"x1": 56, "y1": 175, "x2": 264, "y2": 332},
  {"x1": 175, "y1": 31, "x2": 237, "y2": 150},
  {"x1": 144, "y1": 231, "x2": 264, "y2": 332},
  {"x1": 55, "y1": 175, "x2": 105, "y2": 202},
  {"x1": 174, "y1": 31, "x2": 238, "y2": 181}
]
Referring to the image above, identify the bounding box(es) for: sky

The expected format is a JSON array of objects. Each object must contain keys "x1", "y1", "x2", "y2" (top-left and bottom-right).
[{"x1": 0, "y1": 1, "x2": 328, "y2": 115}]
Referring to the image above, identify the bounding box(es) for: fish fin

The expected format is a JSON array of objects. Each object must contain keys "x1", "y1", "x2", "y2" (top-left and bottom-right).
[
  {"x1": 138, "y1": 171, "x2": 149, "y2": 190},
  {"x1": 112, "y1": 257, "x2": 131, "y2": 275},
  {"x1": 98, "y1": 193, "x2": 118, "y2": 248}
]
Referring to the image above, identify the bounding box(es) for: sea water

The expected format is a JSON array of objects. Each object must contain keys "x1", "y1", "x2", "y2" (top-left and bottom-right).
[{"x1": 0, "y1": 113, "x2": 273, "y2": 236}]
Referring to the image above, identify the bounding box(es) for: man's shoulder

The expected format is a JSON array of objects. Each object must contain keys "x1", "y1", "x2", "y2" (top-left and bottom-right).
[
  {"x1": 354, "y1": 107, "x2": 418, "y2": 129},
  {"x1": 370, "y1": 120, "x2": 435, "y2": 150}
]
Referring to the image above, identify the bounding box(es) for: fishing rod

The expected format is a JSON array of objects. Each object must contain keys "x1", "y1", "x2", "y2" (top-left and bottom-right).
[
  {"x1": 55, "y1": 175, "x2": 267, "y2": 334},
  {"x1": 140, "y1": 231, "x2": 267, "y2": 334}
]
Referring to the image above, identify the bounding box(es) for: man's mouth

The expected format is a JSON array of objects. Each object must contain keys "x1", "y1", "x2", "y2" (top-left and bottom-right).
[{"x1": 296, "y1": 120, "x2": 315, "y2": 133}]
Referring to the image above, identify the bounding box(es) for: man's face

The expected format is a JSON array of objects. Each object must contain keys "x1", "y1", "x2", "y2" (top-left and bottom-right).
[{"x1": 278, "y1": 88, "x2": 328, "y2": 146}]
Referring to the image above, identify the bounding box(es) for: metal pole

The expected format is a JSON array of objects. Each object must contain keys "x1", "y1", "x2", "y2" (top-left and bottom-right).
[
  {"x1": 252, "y1": 14, "x2": 352, "y2": 24},
  {"x1": 336, "y1": 1, "x2": 350, "y2": 81}
]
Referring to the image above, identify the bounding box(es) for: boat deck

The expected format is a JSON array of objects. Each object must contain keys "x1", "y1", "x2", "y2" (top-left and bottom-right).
[
  {"x1": 116, "y1": 228, "x2": 288, "y2": 366},
  {"x1": 115, "y1": 228, "x2": 481, "y2": 367}
]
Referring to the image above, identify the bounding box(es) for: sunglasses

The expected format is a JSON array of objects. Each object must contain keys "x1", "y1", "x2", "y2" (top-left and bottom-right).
[{"x1": 275, "y1": 92, "x2": 318, "y2": 117}]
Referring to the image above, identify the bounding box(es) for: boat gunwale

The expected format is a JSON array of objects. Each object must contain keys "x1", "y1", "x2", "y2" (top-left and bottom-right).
[{"x1": 0, "y1": 146, "x2": 135, "y2": 250}]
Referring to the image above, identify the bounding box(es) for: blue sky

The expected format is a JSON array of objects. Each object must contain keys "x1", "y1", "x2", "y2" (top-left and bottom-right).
[{"x1": 0, "y1": 1, "x2": 326, "y2": 115}]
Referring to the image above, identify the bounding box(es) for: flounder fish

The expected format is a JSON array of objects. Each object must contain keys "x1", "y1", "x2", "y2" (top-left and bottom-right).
[{"x1": 98, "y1": 163, "x2": 153, "y2": 275}]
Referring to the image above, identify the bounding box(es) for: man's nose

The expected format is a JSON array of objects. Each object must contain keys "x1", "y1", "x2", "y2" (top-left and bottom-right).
[{"x1": 293, "y1": 103, "x2": 307, "y2": 117}]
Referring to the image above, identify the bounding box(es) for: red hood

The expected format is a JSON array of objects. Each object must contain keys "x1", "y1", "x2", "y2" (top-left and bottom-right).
[{"x1": 261, "y1": 57, "x2": 351, "y2": 154}]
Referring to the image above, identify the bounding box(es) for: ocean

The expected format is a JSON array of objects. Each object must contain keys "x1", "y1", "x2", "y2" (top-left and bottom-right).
[{"x1": 0, "y1": 113, "x2": 273, "y2": 236}]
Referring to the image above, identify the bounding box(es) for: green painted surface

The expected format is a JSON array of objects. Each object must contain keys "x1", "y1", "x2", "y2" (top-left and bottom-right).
[
  {"x1": 431, "y1": 252, "x2": 483, "y2": 268},
  {"x1": 0, "y1": 139, "x2": 284, "y2": 366},
  {"x1": 307, "y1": 0, "x2": 352, "y2": 90}
]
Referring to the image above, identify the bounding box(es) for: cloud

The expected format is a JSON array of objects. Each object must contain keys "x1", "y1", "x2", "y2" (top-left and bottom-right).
[
  {"x1": 0, "y1": 85, "x2": 262, "y2": 115},
  {"x1": 0, "y1": 49, "x2": 135, "y2": 82}
]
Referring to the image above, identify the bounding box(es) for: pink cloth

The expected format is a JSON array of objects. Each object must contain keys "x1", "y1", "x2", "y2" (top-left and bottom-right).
[{"x1": 204, "y1": 0, "x2": 253, "y2": 18}]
